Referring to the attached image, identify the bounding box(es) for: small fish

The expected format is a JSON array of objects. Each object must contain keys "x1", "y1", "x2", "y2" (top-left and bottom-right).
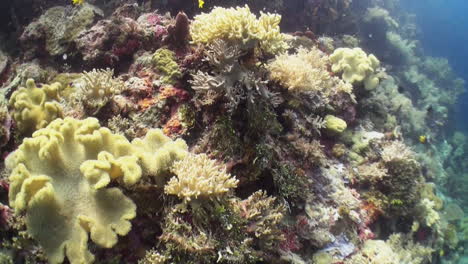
[
  {"x1": 62, "y1": 53, "x2": 68, "y2": 60},
  {"x1": 198, "y1": 0, "x2": 205, "y2": 8},
  {"x1": 72, "y1": 0, "x2": 84, "y2": 5},
  {"x1": 397, "y1": 85, "x2": 405, "y2": 93},
  {"x1": 419, "y1": 135, "x2": 427, "y2": 144}
]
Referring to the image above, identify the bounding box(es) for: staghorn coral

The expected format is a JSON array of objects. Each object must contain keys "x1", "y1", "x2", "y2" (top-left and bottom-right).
[
  {"x1": 165, "y1": 153, "x2": 239, "y2": 201},
  {"x1": 190, "y1": 5, "x2": 288, "y2": 54},
  {"x1": 72, "y1": 68, "x2": 125, "y2": 114},
  {"x1": 5, "y1": 117, "x2": 138, "y2": 264},
  {"x1": 330, "y1": 47, "x2": 382, "y2": 90},
  {"x1": 267, "y1": 47, "x2": 353, "y2": 97},
  {"x1": 9, "y1": 79, "x2": 63, "y2": 136}
]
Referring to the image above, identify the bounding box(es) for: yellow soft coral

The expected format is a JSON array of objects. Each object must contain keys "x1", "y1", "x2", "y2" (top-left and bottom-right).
[
  {"x1": 165, "y1": 153, "x2": 239, "y2": 201},
  {"x1": 190, "y1": 5, "x2": 288, "y2": 54},
  {"x1": 9, "y1": 79, "x2": 63, "y2": 135},
  {"x1": 132, "y1": 129, "x2": 188, "y2": 178},
  {"x1": 6, "y1": 117, "x2": 139, "y2": 264},
  {"x1": 330, "y1": 47, "x2": 382, "y2": 90}
]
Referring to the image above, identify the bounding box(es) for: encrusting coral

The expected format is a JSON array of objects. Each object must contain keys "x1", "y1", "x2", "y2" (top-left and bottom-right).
[
  {"x1": 190, "y1": 5, "x2": 288, "y2": 54},
  {"x1": 330, "y1": 47, "x2": 382, "y2": 90},
  {"x1": 5, "y1": 117, "x2": 188, "y2": 264},
  {"x1": 152, "y1": 48, "x2": 182, "y2": 85},
  {"x1": 8, "y1": 79, "x2": 63, "y2": 135}
]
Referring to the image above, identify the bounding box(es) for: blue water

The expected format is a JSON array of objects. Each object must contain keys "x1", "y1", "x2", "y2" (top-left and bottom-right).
[{"x1": 402, "y1": 0, "x2": 468, "y2": 131}]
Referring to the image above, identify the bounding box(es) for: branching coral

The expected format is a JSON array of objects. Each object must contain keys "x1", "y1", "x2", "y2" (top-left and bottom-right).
[
  {"x1": 190, "y1": 40, "x2": 281, "y2": 110},
  {"x1": 267, "y1": 47, "x2": 353, "y2": 97},
  {"x1": 190, "y1": 5, "x2": 288, "y2": 54},
  {"x1": 330, "y1": 47, "x2": 382, "y2": 90},
  {"x1": 73, "y1": 68, "x2": 125, "y2": 114},
  {"x1": 9, "y1": 79, "x2": 63, "y2": 135},
  {"x1": 165, "y1": 153, "x2": 239, "y2": 201},
  {"x1": 236, "y1": 190, "x2": 285, "y2": 249}
]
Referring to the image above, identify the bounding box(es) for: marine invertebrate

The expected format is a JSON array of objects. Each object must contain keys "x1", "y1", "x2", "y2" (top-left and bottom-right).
[
  {"x1": 8, "y1": 79, "x2": 63, "y2": 135},
  {"x1": 330, "y1": 47, "x2": 382, "y2": 90},
  {"x1": 237, "y1": 190, "x2": 285, "y2": 249},
  {"x1": 267, "y1": 47, "x2": 353, "y2": 97},
  {"x1": 73, "y1": 68, "x2": 125, "y2": 114},
  {"x1": 165, "y1": 153, "x2": 239, "y2": 201},
  {"x1": 131, "y1": 128, "x2": 188, "y2": 178},
  {"x1": 190, "y1": 5, "x2": 288, "y2": 54},
  {"x1": 5, "y1": 117, "x2": 189, "y2": 264},
  {"x1": 190, "y1": 40, "x2": 281, "y2": 111},
  {"x1": 152, "y1": 49, "x2": 182, "y2": 85},
  {"x1": 6, "y1": 117, "x2": 138, "y2": 264},
  {"x1": 324, "y1": 115, "x2": 347, "y2": 134},
  {"x1": 363, "y1": 7, "x2": 399, "y2": 29}
]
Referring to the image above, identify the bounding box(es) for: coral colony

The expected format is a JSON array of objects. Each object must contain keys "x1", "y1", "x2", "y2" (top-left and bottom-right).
[{"x1": 0, "y1": 1, "x2": 466, "y2": 264}]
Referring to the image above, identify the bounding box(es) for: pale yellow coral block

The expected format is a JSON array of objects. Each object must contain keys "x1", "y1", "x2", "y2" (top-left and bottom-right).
[
  {"x1": 330, "y1": 47, "x2": 381, "y2": 90},
  {"x1": 165, "y1": 153, "x2": 239, "y2": 201},
  {"x1": 9, "y1": 79, "x2": 63, "y2": 135},
  {"x1": 6, "y1": 117, "x2": 139, "y2": 264}
]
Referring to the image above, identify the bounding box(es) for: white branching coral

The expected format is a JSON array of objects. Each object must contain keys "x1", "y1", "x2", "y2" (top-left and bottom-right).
[
  {"x1": 267, "y1": 47, "x2": 353, "y2": 97},
  {"x1": 165, "y1": 153, "x2": 239, "y2": 201}
]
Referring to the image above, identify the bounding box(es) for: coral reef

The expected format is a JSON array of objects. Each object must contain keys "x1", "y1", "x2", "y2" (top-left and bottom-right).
[
  {"x1": 20, "y1": 4, "x2": 103, "y2": 57},
  {"x1": 0, "y1": 1, "x2": 466, "y2": 263}
]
